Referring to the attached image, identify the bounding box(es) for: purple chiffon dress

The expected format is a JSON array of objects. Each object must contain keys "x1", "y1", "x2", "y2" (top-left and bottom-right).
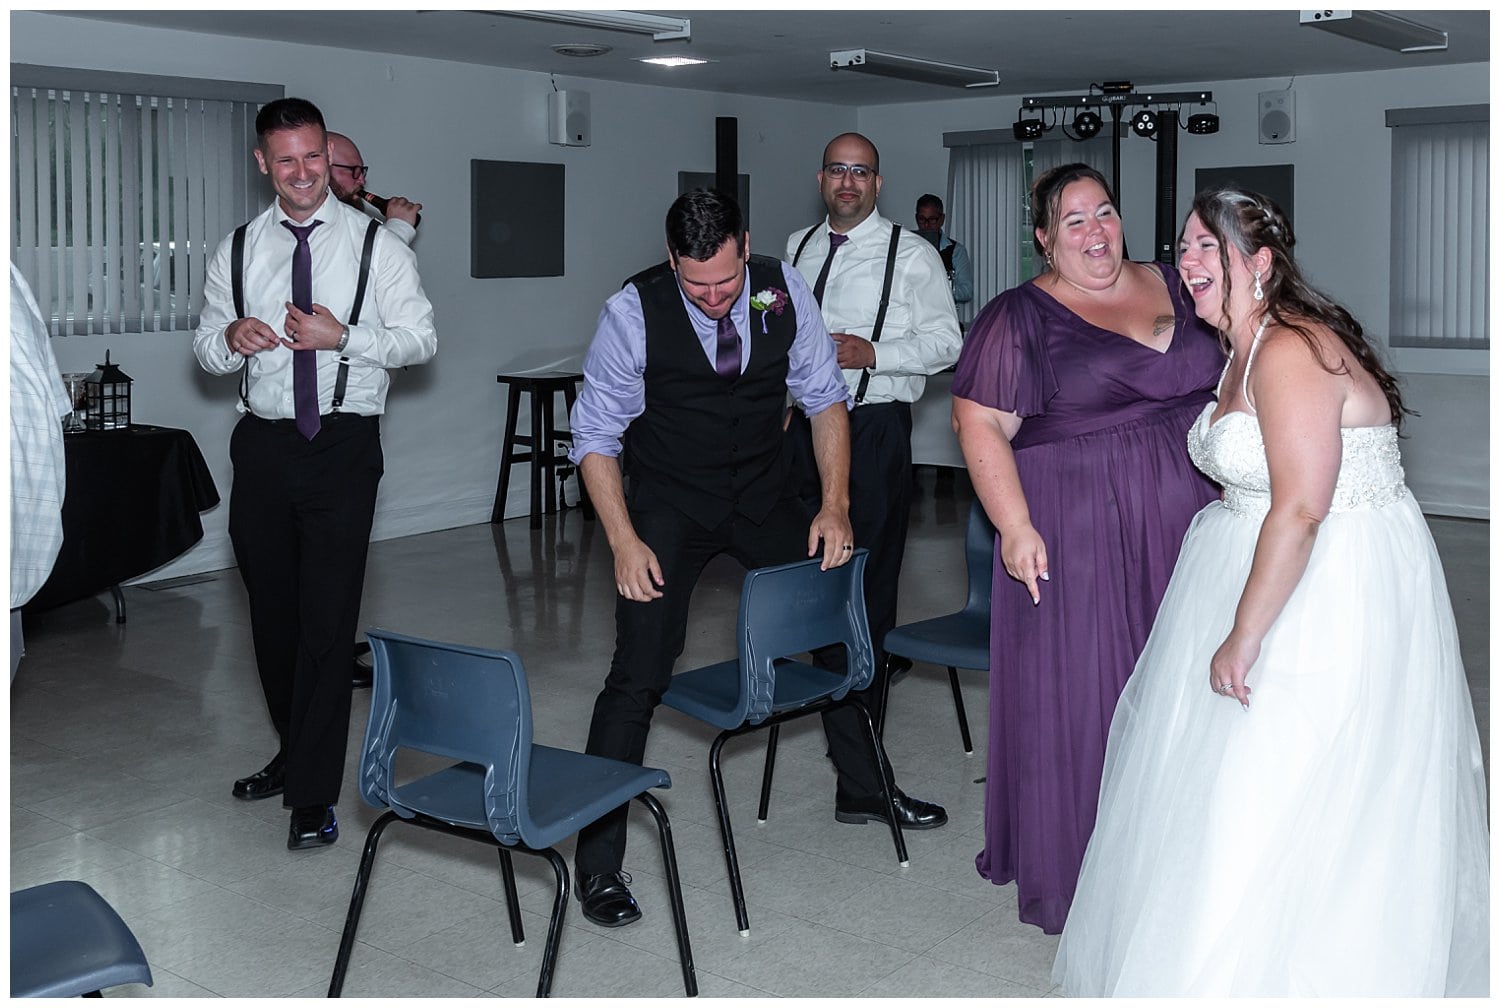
[{"x1": 951, "y1": 263, "x2": 1223, "y2": 934}]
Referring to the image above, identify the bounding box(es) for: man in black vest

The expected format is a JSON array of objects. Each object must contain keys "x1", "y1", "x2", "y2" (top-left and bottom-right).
[{"x1": 568, "y1": 189, "x2": 919, "y2": 929}]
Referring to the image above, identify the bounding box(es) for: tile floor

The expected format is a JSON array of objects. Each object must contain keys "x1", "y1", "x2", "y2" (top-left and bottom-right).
[{"x1": 10, "y1": 469, "x2": 1489, "y2": 998}]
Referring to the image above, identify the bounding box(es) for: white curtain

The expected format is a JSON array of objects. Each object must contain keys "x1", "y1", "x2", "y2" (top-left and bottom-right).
[
  {"x1": 12, "y1": 82, "x2": 262, "y2": 335},
  {"x1": 1388, "y1": 113, "x2": 1488, "y2": 349},
  {"x1": 946, "y1": 142, "x2": 1024, "y2": 324}
]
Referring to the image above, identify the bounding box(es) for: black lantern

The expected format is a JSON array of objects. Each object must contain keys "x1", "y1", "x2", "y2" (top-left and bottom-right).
[{"x1": 85, "y1": 350, "x2": 132, "y2": 431}]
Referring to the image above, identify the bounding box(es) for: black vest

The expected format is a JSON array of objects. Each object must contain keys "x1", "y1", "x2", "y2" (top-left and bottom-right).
[{"x1": 624, "y1": 254, "x2": 796, "y2": 529}]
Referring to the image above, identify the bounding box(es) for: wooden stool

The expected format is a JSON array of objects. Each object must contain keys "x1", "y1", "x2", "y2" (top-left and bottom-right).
[{"x1": 491, "y1": 371, "x2": 594, "y2": 528}]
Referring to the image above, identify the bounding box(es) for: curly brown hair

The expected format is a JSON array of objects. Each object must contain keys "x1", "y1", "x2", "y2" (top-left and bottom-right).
[{"x1": 1187, "y1": 187, "x2": 1410, "y2": 428}]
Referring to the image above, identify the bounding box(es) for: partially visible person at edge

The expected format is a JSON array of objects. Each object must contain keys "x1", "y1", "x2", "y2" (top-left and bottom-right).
[
  {"x1": 915, "y1": 193, "x2": 973, "y2": 308},
  {"x1": 327, "y1": 131, "x2": 420, "y2": 246},
  {"x1": 950, "y1": 163, "x2": 1222, "y2": 933}
]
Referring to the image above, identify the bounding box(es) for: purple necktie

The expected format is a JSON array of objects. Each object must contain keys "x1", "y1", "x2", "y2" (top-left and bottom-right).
[
  {"x1": 715, "y1": 314, "x2": 741, "y2": 379},
  {"x1": 282, "y1": 220, "x2": 323, "y2": 440},
  {"x1": 812, "y1": 232, "x2": 849, "y2": 306}
]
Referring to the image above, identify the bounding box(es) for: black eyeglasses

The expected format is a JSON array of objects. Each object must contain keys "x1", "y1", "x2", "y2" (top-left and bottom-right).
[
  {"x1": 331, "y1": 163, "x2": 369, "y2": 178},
  {"x1": 823, "y1": 163, "x2": 875, "y2": 180}
]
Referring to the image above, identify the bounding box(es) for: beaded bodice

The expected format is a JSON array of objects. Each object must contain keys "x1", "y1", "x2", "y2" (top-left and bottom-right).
[{"x1": 1188, "y1": 405, "x2": 1407, "y2": 518}]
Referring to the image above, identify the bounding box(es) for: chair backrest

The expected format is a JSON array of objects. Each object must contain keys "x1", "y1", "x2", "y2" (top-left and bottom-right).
[
  {"x1": 962, "y1": 498, "x2": 997, "y2": 618},
  {"x1": 360, "y1": 628, "x2": 534, "y2": 846},
  {"x1": 738, "y1": 550, "x2": 873, "y2": 723}
]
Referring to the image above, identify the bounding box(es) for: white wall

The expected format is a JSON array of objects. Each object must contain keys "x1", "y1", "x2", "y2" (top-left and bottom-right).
[
  {"x1": 859, "y1": 63, "x2": 1489, "y2": 516},
  {"x1": 12, "y1": 11, "x2": 850, "y2": 581}
]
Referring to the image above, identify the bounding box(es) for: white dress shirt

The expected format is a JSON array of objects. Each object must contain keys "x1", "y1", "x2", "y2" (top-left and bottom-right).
[
  {"x1": 10, "y1": 264, "x2": 71, "y2": 609},
  {"x1": 785, "y1": 209, "x2": 962, "y2": 405},
  {"x1": 193, "y1": 192, "x2": 436, "y2": 418}
]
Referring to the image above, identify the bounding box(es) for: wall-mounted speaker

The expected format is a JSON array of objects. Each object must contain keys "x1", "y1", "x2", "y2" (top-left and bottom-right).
[
  {"x1": 547, "y1": 90, "x2": 590, "y2": 147},
  {"x1": 1258, "y1": 89, "x2": 1295, "y2": 145}
]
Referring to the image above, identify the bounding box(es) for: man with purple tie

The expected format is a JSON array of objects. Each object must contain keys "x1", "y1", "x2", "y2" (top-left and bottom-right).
[
  {"x1": 568, "y1": 188, "x2": 928, "y2": 929},
  {"x1": 193, "y1": 97, "x2": 435, "y2": 851}
]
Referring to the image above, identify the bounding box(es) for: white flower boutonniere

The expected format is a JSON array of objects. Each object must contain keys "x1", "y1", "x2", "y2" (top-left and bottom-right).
[{"x1": 749, "y1": 288, "x2": 789, "y2": 333}]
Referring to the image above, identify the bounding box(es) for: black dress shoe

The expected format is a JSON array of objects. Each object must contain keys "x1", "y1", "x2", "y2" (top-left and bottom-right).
[
  {"x1": 577, "y1": 871, "x2": 641, "y2": 928},
  {"x1": 232, "y1": 752, "x2": 286, "y2": 801},
  {"x1": 352, "y1": 641, "x2": 372, "y2": 689},
  {"x1": 288, "y1": 805, "x2": 338, "y2": 850},
  {"x1": 835, "y1": 788, "x2": 948, "y2": 830}
]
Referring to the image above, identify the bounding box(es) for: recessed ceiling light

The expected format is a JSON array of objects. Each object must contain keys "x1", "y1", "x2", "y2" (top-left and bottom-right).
[
  {"x1": 639, "y1": 56, "x2": 709, "y2": 68},
  {"x1": 551, "y1": 43, "x2": 611, "y2": 58}
]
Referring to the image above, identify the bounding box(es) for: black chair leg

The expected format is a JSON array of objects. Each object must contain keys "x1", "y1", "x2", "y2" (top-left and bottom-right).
[
  {"x1": 876, "y1": 653, "x2": 897, "y2": 739},
  {"x1": 534, "y1": 848, "x2": 570, "y2": 997},
  {"x1": 707, "y1": 732, "x2": 752, "y2": 936},
  {"x1": 947, "y1": 666, "x2": 974, "y2": 755},
  {"x1": 757, "y1": 725, "x2": 779, "y2": 822},
  {"x1": 329, "y1": 810, "x2": 399, "y2": 996},
  {"x1": 846, "y1": 698, "x2": 909, "y2": 867},
  {"x1": 636, "y1": 792, "x2": 699, "y2": 996},
  {"x1": 497, "y1": 848, "x2": 526, "y2": 946}
]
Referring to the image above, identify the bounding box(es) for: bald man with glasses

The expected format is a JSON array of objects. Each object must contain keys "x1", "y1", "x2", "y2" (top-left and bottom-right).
[
  {"x1": 327, "y1": 131, "x2": 421, "y2": 247},
  {"x1": 784, "y1": 131, "x2": 961, "y2": 833}
]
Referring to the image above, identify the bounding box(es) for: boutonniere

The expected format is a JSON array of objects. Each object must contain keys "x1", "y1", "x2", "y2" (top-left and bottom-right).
[{"x1": 749, "y1": 287, "x2": 789, "y2": 333}]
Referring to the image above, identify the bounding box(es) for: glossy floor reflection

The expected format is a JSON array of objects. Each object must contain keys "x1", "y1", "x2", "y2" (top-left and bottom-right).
[{"x1": 10, "y1": 469, "x2": 1489, "y2": 997}]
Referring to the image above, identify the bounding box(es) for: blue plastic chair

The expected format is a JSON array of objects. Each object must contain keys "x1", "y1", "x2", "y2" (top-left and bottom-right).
[
  {"x1": 881, "y1": 498, "x2": 994, "y2": 754},
  {"x1": 658, "y1": 551, "x2": 908, "y2": 936},
  {"x1": 327, "y1": 629, "x2": 696, "y2": 998},
  {"x1": 11, "y1": 880, "x2": 153, "y2": 997}
]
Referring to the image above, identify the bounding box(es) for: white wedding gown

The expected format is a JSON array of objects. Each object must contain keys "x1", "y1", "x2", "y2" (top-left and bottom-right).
[{"x1": 1052, "y1": 402, "x2": 1490, "y2": 996}]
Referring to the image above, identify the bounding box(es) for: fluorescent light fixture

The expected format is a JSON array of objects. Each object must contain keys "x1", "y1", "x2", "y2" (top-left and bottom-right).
[
  {"x1": 829, "y1": 48, "x2": 999, "y2": 89},
  {"x1": 1299, "y1": 10, "x2": 1447, "y2": 53},
  {"x1": 639, "y1": 56, "x2": 708, "y2": 68},
  {"x1": 506, "y1": 10, "x2": 691, "y2": 42}
]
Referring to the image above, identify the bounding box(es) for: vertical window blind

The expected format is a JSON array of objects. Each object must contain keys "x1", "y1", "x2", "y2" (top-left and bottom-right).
[
  {"x1": 11, "y1": 66, "x2": 278, "y2": 336},
  {"x1": 945, "y1": 137, "x2": 1024, "y2": 325},
  {"x1": 1387, "y1": 105, "x2": 1488, "y2": 350}
]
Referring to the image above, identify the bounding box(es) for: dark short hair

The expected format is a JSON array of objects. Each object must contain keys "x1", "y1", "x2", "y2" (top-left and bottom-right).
[
  {"x1": 1030, "y1": 163, "x2": 1118, "y2": 258},
  {"x1": 255, "y1": 97, "x2": 326, "y2": 147},
  {"x1": 665, "y1": 188, "x2": 745, "y2": 262},
  {"x1": 916, "y1": 194, "x2": 944, "y2": 213}
]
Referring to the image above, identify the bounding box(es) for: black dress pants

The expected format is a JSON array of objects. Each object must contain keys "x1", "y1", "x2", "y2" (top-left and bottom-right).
[
  {"x1": 228, "y1": 413, "x2": 382, "y2": 809},
  {"x1": 574, "y1": 492, "x2": 888, "y2": 878},
  {"x1": 789, "y1": 400, "x2": 914, "y2": 768}
]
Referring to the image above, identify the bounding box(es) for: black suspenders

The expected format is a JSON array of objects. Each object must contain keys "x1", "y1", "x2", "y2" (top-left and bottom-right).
[
  {"x1": 792, "y1": 222, "x2": 902, "y2": 405},
  {"x1": 231, "y1": 217, "x2": 380, "y2": 413}
]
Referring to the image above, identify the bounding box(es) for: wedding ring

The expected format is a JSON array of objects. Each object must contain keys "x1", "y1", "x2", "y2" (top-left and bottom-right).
[
  {"x1": 1216, "y1": 684, "x2": 1233, "y2": 694},
  {"x1": 841, "y1": 545, "x2": 853, "y2": 551}
]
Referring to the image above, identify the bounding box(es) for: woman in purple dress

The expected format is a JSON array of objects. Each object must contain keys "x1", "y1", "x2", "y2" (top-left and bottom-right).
[{"x1": 951, "y1": 164, "x2": 1223, "y2": 934}]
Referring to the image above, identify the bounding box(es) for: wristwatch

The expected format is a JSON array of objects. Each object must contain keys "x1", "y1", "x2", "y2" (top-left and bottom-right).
[{"x1": 335, "y1": 324, "x2": 350, "y2": 354}]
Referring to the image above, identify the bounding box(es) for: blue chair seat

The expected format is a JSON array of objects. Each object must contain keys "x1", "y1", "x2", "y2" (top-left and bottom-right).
[
  {"x1": 659, "y1": 552, "x2": 908, "y2": 936},
  {"x1": 330, "y1": 630, "x2": 696, "y2": 998},
  {"x1": 11, "y1": 880, "x2": 153, "y2": 998},
  {"x1": 881, "y1": 498, "x2": 994, "y2": 754}
]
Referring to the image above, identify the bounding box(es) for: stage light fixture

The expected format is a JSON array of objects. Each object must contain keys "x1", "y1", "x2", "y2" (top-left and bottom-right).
[
  {"x1": 1012, "y1": 117, "x2": 1045, "y2": 141},
  {"x1": 1070, "y1": 110, "x2": 1102, "y2": 140},
  {"x1": 1186, "y1": 112, "x2": 1220, "y2": 135},
  {"x1": 1130, "y1": 109, "x2": 1159, "y2": 139}
]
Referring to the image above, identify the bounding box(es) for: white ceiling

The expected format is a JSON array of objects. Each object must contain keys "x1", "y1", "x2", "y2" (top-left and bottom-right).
[{"x1": 56, "y1": 9, "x2": 1489, "y2": 107}]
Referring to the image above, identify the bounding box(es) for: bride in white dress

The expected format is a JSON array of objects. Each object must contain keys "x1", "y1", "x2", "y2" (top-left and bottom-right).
[{"x1": 1052, "y1": 188, "x2": 1489, "y2": 996}]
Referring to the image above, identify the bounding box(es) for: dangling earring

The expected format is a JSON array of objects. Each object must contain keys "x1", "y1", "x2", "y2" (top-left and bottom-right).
[{"x1": 1253, "y1": 270, "x2": 1265, "y2": 302}]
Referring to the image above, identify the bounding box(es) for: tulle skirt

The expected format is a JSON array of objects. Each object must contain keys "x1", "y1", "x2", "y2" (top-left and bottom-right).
[{"x1": 1052, "y1": 492, "x2": 1490, "y2": 996}]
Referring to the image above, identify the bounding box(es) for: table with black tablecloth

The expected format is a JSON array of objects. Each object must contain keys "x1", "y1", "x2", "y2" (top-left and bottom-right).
[{"x1": 24, "y1": 424, "x2": 220, "y2": 619}]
